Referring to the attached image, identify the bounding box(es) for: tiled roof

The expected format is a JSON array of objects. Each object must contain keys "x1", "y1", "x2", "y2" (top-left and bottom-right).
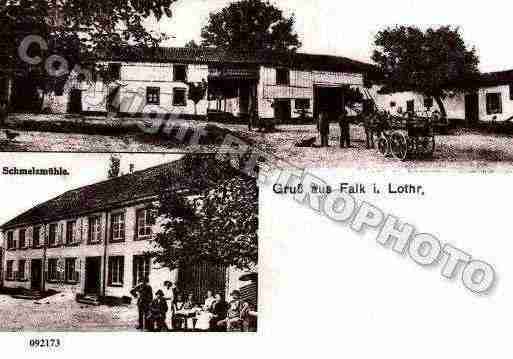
[
  {"x1": 104, "y1": 46, "x2": 376, "y2": 73},
  {"x1": 1, "y1": 155, "x2": 243, "y2": 229}
]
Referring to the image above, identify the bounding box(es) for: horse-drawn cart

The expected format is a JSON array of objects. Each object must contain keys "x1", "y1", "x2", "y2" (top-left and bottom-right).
[{"x1": 368, "y1": 112, "x2": 436, "y2": 161}]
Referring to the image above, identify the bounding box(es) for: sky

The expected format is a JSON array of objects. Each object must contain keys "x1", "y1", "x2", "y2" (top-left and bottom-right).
[
  {"x1": 145, "y1": 0, "x2": 513, "y2": 73},
  {"x1": 0, "y1": 153, "x2": 183, "y2": 245}
]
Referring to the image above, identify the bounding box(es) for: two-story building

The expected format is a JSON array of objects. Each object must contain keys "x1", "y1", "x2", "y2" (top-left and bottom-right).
[
  {"x1": 52, "y1": 47, "x2": 375, "y2": 123},
  {"x1": 0, "y1": 155, "x2": 255, "y2": 303}
]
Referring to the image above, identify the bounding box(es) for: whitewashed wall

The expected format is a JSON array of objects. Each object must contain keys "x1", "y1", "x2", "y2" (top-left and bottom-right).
[
  {"x1": 82, "y1": 62, "x2": 209, "y2": 116},
  {"x1": 259, "y1": 66, "x2": 364, "y2": 119},
  {"x1": 370, "y1": 86, "x2": 466, "y2": 120},
  {"x1": 478, "y1": 85, "x2": 513, "y2": 122}
]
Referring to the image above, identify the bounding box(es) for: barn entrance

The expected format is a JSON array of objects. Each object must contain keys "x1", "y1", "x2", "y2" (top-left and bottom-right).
[
  {"x1": 314, "y1": 86, "x2": 344, "y2": 118},
  {"x1": 178, "y1": 262, "x2": 227, "y2": 303}
]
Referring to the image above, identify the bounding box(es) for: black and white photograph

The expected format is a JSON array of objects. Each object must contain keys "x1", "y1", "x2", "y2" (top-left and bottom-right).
[
  {"x1": 0, "y1": 153, "x2": 258, "y2": 332},
  {"x1": 1, "y1": 0, "x2": 513, "y2": 170},
  {"x1": 1, "y1": 0, "x2": 513, "y2": 358}
]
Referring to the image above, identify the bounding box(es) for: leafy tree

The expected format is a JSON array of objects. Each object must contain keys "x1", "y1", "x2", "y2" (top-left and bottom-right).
[
  {"x1": 151, "y1": 159, "x2": 258, "y2": 271},
  {"x1": 0, "y1": 0, "x2": 177, "y2": 108},
  {"x1": 372, "y1": 26, "x2": 479, "y2": 117},
  {"x1": 200, "y1": 0, "x2": 301, "y2": 52},
  {"x1": 187, "y1": 79, "x2": 207, "y2": 115}
]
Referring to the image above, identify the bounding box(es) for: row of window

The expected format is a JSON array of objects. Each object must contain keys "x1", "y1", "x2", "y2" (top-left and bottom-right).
[
  {"x1": 5, "y1": 208, "x2": 154, "y2": 251},
  {"x1": 105, "y1": 63, "x2": 188, "y2": 83},
  {"x1": 5, "y1": 256, "x2": 151, "y2": 287},
  {"x1": 146, "y1": 87, "x2": 187, "y2": 107}
]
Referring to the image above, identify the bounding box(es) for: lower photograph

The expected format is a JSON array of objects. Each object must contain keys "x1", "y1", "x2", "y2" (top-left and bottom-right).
[{"x1": 0, "y1": 152, "x2": 258, "y2": 332}]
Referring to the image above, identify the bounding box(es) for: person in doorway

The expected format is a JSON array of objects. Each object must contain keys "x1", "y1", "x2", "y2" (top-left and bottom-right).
[
  {"x1": 338, "y1": 108, "x2": 351, "y2": 148},
  {"x1": 147, "y1": 289, "x2": 169, "y2": 331},
  {"x1": 317, "y1": 110, "x2": 330, "y2": 147},
  {"x1": 130, "y1": 276, "x2": 153, "y2": 331}
]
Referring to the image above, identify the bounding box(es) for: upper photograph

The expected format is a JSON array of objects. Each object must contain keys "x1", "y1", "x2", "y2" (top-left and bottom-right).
[{"x1": 1, "y1": 0, "x2": 513, "y2": 170}]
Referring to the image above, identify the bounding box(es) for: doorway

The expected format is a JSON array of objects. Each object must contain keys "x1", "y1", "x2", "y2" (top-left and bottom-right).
[
  {"x1": 85, "y1": 257, "x2": 101, "y2": 295},
  {"x1": 314, "y1": 86, "x2": 344, "y2": 119},
  {"x1": 31, "y1": 259, "x2": 43, "y2": 290},
  {"x1": 465, "y1": 93, "x2": 479, "y2": 125},
  {"x1": 274, "y1": 99, "x2": 291, "y2": 123},
  {"x1": 68, "y1": 89, "x2": 82, "y2": 114}
]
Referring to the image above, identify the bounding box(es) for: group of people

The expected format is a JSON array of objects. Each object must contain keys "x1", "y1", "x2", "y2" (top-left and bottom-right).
[
  {"x1": 130, "y1": 277, "x2": 256, "y2": 332},
  {"x1": 317, "y1": 109, "x2": 351, "y2": 148}
]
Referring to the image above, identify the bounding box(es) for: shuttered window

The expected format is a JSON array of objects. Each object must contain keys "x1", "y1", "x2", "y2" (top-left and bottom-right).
[
  {"x1": 19, "y1": 229, "x2": 26, "y2": 249},
  {"x1": 6, "y1": 260, "x2": 13, "y2": 280},
  {"x1": 88, "y1": 216, "x2": 102, "y2": 244},
  {"x1": 486, "y1": 93, "x2": 502, "y2": 115},
  {"x1": 108, "y1": 256, "x2": 124, "y2": 286},
  {"x1": 17, "y1": 260, "x2": 26, "y2": 280},
  {"x1": 66, "y1": 221, "x2": 76, "y2": 245},
  {"x1": 110, "y1": 212, "x2": 125, "y2": 242},
  {"x1": 47, "y1": 258, "x2": 58, "y2": 282},
  {"x1": 65, "y1": 258, "x2": 78, "y2": 283},
  {"x1": 6, "y1": 231, "x2": 14, "y2": 250},
  {"x1": 136, "y1": 209, "x2": 153, "y2": 239},
  {"x1": 33, "y1": 226, "x2": 41, "y2": 248},
  {"x1": 48, "y1": 223, "x2": 58, "y2": 247},
  {"x1": 133, "y1": 255, "x2": 150, "y2": 286}
]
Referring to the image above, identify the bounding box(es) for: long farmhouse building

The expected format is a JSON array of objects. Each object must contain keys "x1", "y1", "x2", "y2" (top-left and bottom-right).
[
  {"x1": 0, "y1": 155, "x2": 255, "y2": 303},
  {"x1": 31, "y1": 47, "x2": 375, "y2": 122}
]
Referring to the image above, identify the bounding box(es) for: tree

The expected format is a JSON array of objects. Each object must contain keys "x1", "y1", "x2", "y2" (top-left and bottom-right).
[
  {"x1": 372, "y1": 26, "x2": 479, "y2": 117},
  {"x1": 0, "y1": 0, "x2": 178, "y2": 109},
  {"x1": 187, "y1": 79, "x2": 207, "y2": 115},
  {"x1": 200, "y1": 0, "x2": 301, "y2": 52},
  {"x1": 107, "y1": 155, "x2": 121, "y2": 178},
  {"x1": 151, "y1": 165, "x2": 258, "y2": 271}
]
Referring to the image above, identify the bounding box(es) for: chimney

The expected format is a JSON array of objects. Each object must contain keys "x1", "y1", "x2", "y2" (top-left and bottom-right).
[{"x1": 129, "y1": 164, "x2": 135, "y2": 174}]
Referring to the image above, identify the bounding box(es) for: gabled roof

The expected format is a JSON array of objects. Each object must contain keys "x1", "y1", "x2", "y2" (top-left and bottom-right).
[
  {"x1": 1, "y1": 154, "x2": 244, "y2": 230},
  {"x1": 103, "y1": 46, "x2": 376, "y2": 74}
]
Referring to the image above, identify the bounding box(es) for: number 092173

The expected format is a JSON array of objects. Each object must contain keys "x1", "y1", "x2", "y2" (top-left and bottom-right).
[{"x1": 28, "y1": 338, "x2": 61, "y2": 348}]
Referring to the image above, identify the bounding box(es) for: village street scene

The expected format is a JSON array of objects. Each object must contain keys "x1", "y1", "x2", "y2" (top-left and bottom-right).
[{"x1": 1, "y1": 1, "x2": 513, "y2": 171}]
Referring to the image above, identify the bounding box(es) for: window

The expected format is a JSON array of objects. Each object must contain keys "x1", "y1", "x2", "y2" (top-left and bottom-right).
[
  {"x1": 295, "y1": 99, "x2": 310, "y2": 110},
  {"x1": 17, "y1": 260, "x2": 26, "y2": 280},
  {"x1": 146, "y1": 87, "x2": 160, "y2": 105},
  {"x1": 510, "y1": 84, "x2": 513, "y2": 101},
  {"x1": 6, "y1": 231, "x2": 15, "y2": 250},
  {"x1": 47, "y1": 258, "x2": 59, "y2": 282},
  {"x1": 66, "y1": 221, "x2": 76, "y2": 245},
  {"x1": 48, "y1": 223, "x2": 58, "y2": 247},
  {"x1": 18, "y1": 228, "x2": 26, "y2": 249},
  {"x1": 276, "y1": 68, "x2": 290, "y2": 85},
  {"x1": 136, "y1": 208, "x2": 154, "y2": 238},
  {"x1": 173, "y1": 88, "x2": 187, "y2": 107},
  {"x1": 108, "y1": 256, "x2": 125, "y2": 286},
  {"x1": 424, "y1": 97, "x2": 434, "y2": 109},
  {"x1": 486, "y1": 93, "x2": 502, "y2": 115},
  {"x1": 133, "y1": 255, "x2": 150, "y2": 285},
  {"x1": 174, "y1": 65, "x2": 187, "y2": 82},
  {"x1": 33, "y1": 225, "x2": 41, "y2": 248},
  {"x1": 406, "y1": 100, "x2": 415, "y2": 113},
  {"x1": 6, "y1": 260, "x2": 13, "y2": 280},
  {"x1": 65, "y1": 258, "x2": 78, "y2": 283},
  {"x1": 110, "y1": 212, "x2": 125, "y2": 242},
  {"x1": 88, "y1": 216, "x2": 102, "y2": 244}
]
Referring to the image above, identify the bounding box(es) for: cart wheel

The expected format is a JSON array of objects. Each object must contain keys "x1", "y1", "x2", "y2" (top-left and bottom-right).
[
  {"x1": 390, "y1": 132, "x2": 408, "y2": 161},
  {"x1": 377, "y1": 136, "x2": 389, "y2": 156}
]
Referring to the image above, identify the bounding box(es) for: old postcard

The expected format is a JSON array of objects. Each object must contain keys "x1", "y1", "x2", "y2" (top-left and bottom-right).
[{"x1": 0, "y1": 0, "x2": 511, "y2": 358}]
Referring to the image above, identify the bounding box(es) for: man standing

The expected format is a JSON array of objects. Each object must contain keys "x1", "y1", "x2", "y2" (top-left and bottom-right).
[
  {"x1": 339, "y1": 107, "x2": 351, "y2": 148},
  {"x1": 318, "y1": 110, "x2": 330, "y2": 147},
  {"x1": 131, "y1": 276, "x2": 153, "y2": 331}
]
